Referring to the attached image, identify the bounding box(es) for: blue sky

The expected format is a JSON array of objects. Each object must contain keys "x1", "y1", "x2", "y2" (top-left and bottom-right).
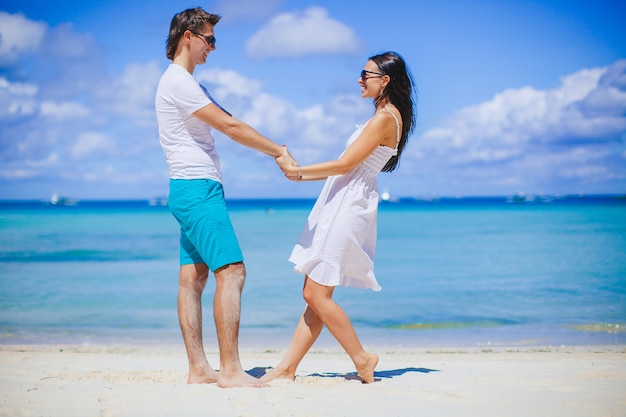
[{"x1": 1, "y1": 0, "x2": 625, "y2": 200}]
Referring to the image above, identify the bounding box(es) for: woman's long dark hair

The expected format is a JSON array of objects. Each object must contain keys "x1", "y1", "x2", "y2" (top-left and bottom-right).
[{"x1": 370, "y1": 51, "x2": 417, "y2": 172}]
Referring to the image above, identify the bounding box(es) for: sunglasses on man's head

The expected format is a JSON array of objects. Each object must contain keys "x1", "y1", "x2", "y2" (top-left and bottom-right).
[
  {"x1": 360, "y1": 69, "x2": 385, "y2": 80},
  {"x1": 191, "y1": 31, "x2": 216, "y2": 47}
]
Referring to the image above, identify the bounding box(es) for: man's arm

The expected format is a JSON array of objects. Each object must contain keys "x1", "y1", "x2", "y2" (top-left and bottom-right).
[{"x1": 193, "y1": 103, "x2": 283, "y2": 157}]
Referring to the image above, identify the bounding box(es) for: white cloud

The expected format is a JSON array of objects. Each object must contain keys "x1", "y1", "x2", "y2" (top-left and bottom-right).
[
  {"x1": 196, "y1": 68, "x2": 263, "y2": 97},
  {"x1": 77, "y1": 164, "x2": 160, "y2": 184},
  {"x1": 411, "y1": 60, "x2": 626, "y2": 194},
  {"x1": 0, "y1": 153, "x2": 60, "y2": 180},
  {"x1": 40, "y1": 101, "x2": 90, "y2": 120},
  {"x1": 0, "y1": 13, "x2": 160, "y2": 192},
  {"x1": 94, "y1": 61, "x2": 162, "y2": 127},
  {"x1": 0, "y1": 77, "x2": 38, "y2": 96},
  {"x1": 44, "y1": 23, "x2": 101, "y2": 61},
  {"x1": 0, "y1": 168, "x2": 35, "y2": 179},
  {"x1": 0, "y1": 12, "x2": 46, "y2": 64},
  {"x1": 0, "y1": 77, "x2": 39, "y2": 119},
  {"x1": 196, "y1": 67, "x2": 372, "y2": 163},
  {"x1": 246, "y1": 7, "x2": 363, "y2": 59},
  {"x1": 70, "y1": 132, "x2": 117, "y2": 159},
  {"x1": 2, "y1": 10, "x2": 624, "y2": 199}
]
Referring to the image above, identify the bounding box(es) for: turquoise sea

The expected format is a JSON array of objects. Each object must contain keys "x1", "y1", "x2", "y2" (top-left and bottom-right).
[{"x1": 1, "y1": 196, "x2": 625, "y2": 348}]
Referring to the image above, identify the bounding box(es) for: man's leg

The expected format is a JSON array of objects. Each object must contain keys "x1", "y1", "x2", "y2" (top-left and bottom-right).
[
  {"x1": 212, "y1": 262, "x2": 267, "y2": 388},
  {"x1": 178, "y1": 262, "x2": 219, "y2": 383}
]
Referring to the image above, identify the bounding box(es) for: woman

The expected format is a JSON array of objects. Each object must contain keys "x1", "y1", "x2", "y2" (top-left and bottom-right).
[{"x1": 269, "y1": 51, "x2": 417, "y2": 383}]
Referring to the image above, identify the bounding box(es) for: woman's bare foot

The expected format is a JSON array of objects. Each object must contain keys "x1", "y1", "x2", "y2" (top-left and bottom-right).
[
  {"x1": 217, "y1": 370, "x2": 269, "y2": 388},
  {"x1": 260, "y1": 367, "x2": 296, "y2": 383},
  {"x1": 355, "y1": 352, "x2": 379, "y2": 384}
]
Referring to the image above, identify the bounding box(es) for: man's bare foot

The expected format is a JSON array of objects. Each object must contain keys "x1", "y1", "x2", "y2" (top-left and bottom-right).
[
  {"x1": 260, "y1": 367, "x2": 295, "y2": 383},
  {"x1": 187, "y1": 369, "x2": 219, "y2": 384},
  {"x1": 217, "y1": 371, "x2": 269, "y2": 388},
  {"x1": 355, "y1": 353, "x2": 378, "y2": 384}
]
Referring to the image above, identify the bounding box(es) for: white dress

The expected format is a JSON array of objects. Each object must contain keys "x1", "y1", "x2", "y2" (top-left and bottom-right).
[{"x1": 289, "y1": 111, "x2": 400, "y2": 291}]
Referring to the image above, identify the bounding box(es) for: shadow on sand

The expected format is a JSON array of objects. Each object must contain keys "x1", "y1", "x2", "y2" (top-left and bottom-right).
[{"x1": 248, "y1": 366, "x2": 439, "y2": 383}]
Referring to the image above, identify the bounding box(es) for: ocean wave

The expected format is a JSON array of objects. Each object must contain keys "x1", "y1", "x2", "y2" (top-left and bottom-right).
[
  {"x1": 383, "y1": 321, "x2": 510, "y2": 330},
  {"x1": 0, "y1": 249, "x2": 163, "y2": 262},
  {"x1": 571, "y1": 323, "x2": 626, "y2": 333}
]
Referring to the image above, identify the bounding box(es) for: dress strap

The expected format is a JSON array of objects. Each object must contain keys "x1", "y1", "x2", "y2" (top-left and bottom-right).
[{"x1": 384, "y1": 110, "x2": 401, "y2": 155}]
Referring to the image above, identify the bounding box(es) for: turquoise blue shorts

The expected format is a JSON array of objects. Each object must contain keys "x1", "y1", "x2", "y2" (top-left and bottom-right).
[{"x1": 168, "y1": 179, "x2": 243, "y2": 270}]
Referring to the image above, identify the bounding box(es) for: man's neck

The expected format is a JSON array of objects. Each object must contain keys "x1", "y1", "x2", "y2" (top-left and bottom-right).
[{"x1": 172, "y1": 55, "x2": 195, "y2": 74}]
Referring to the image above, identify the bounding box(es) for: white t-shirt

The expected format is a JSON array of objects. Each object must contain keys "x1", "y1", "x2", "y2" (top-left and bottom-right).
[{"x1": 155, "y1": 63, "x2": 222, "y2": 181}]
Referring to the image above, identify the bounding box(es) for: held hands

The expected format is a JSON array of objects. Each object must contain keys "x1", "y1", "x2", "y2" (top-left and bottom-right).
[{"x1": 275, "y1": 145, "x2": 302, "y2": 181}]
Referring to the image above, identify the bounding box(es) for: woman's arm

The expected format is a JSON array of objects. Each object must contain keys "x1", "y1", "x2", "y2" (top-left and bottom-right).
[{"x1": 280, "y1": 111, "x2": 397, "y2": 181}]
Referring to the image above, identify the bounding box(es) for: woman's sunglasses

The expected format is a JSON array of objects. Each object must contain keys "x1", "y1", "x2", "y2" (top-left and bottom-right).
[
  {"x1": 360, "y1": 69, "x2": 385, "y2": 80},
  {"x1": 191, "y1": 31, "x2": 216, "y2": 47}
]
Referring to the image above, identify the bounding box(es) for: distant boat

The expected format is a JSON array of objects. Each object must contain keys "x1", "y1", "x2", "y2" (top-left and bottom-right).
[
  {"x1": 509, "y1": 194, "x2": 527, "y2": 204},
  {"x1": 148, "y1": 197, "x2": 168, "y2": 206},
  {"x1": 508, "y1": 193, "x2": 557, "y2": 204},
  {"x1": 49, "y1": 194, "x2": 77, "y2": 206},
  {"x1": 379, "y1": 190, "x2": 399, "y2": 203}
]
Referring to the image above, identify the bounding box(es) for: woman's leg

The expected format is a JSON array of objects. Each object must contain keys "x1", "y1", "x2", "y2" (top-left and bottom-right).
[
  {"x1": 262, "y1": 279, "x2": 324, "y2": 381},
  {"x1": 302, "y1": 276, "x2": 378, "y2": 383}
]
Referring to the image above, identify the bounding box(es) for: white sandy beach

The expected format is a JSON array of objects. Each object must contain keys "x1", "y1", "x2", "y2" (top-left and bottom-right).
[{"x1": 1, "y1": 343, "x2": 624, "y2": 417}]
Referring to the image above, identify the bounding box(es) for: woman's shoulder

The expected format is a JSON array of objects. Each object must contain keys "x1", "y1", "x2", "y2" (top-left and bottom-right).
[{"x1": 370, "y1": 106, "x2": 401, "y2": 129}]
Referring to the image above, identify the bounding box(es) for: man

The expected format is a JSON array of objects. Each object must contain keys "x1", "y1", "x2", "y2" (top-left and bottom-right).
[{"x1": 155, "y1": 7, "x2": 294, "y2": 388}]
